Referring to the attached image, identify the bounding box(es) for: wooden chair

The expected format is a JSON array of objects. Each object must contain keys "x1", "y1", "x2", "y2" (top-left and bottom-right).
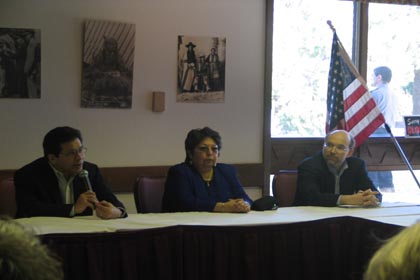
[
  {"x1": 0, "y1": 177, "x2": 17, "y2": 218},
  {"x1": 272, "y1": 170, "x2": 298, "y2": 207},
  {"x1": 133, "y1": 176, "x2": 166, "y2": 213}
]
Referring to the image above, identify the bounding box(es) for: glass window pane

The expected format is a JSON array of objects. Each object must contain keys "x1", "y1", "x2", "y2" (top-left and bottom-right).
[
  {"x1": 271, "y1": 0, "x2": 353, "y2": 137},
  {"x1": 367, "y1": 3, "x2": 420, "y2": 203},
  {"x1": 368, "y1": 3, "x2": 420, "y2": 137},
  {"x1": 383, "y1": 170, "x2": 420, "y2": 203}
]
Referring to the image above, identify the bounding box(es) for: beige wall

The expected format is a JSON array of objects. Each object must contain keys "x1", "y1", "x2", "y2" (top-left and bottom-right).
[{"x1": 0, "y1": 0, "x2": 266, "y2": 170}]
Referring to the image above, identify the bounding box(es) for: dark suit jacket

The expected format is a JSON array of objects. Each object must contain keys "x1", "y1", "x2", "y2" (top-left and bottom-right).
[
  {"x1": 162, "y1": 163, "x2": 252, "y2": 212},
  {"x1": 14, "y1": 157, "x2": 126, "y2": 218},
  {"x1": 294, "y1": 152, "x2": 382, "y2": 207}
]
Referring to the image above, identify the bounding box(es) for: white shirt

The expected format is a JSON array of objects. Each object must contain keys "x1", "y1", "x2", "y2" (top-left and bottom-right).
[
  {"x1": 50, "y1": 164, "x2": 76, "y2": 216},
  {"x1": 371, "y1": 83, "x2": 397, "y2": 128}
]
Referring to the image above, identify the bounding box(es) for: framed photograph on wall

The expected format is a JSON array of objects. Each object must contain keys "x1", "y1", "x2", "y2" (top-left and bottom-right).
[
  {"x1": 0, "y1": 28, "x2": 41, "y2": 99},
  {"x1": 81, "y1": 20, "x2": 135, "y2": 108},
  {"x1": 177, "y1": 35, "x2": 226, "y2": 103}
]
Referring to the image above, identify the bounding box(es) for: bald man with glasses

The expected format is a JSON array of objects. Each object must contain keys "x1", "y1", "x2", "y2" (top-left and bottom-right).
[{"x1": 294, "y1": 130, "x2": 381, "y2": 207}]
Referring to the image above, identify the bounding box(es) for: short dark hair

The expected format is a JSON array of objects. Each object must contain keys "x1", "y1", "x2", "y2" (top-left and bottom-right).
[
  {"x1": 374, "y1": 66, "x2": 392, "y2": 83},
  {"x1": 184, "y1": 127, "x2": 222, "y2": 163},
  {"x1": 42, "y1": 126, "x2": 83, "y2": 157}
]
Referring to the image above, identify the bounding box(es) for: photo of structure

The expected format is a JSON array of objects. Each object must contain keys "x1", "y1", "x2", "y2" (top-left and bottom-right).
[{"x1": 81, "y1": 20, "x2": 135, "y2": 108}]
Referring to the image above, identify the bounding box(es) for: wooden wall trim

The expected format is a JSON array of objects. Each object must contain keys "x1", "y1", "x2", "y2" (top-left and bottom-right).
[
  {"x1": 100, "y1": 166, "x2": 169, "y2": 193},
  {"x1": 0, "y1": 170, "x2": 15, "y2": 182},
  {"x1": 0, "y1": 163, "x2": 264, "y2": 193},
  {"x1": 271, "y1": 137, "x2": 420, "y2": 173}
]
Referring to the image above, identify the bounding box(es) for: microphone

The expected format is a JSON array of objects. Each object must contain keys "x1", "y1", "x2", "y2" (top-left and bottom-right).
[{"x1": 78, "y1": 170, "x2": 93, "y2": 192}]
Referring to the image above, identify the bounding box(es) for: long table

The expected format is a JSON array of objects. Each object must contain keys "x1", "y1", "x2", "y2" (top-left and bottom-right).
[{"x1": 17, "y1": 205, "x2": 420, "y2": 280}]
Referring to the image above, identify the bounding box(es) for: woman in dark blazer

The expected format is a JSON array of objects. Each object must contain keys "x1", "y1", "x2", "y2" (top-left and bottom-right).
[{"x1": 162, "y1": 127, "x2": 252, "y2": 213}]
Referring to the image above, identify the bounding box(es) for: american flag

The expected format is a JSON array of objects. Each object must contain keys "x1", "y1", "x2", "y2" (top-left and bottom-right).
[{"x1": 326, "y1": 32, "x2": 385, "y2": 147}]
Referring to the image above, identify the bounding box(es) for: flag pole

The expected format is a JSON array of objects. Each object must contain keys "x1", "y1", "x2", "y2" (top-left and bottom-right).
[
  {"x1": 385, "y1": 124, "x2": 420, "y2": 189},
  {"x1": 327, "y1": 20, "x2": 420, "y2": 188},
  {"x1": 327, "y1": 20, "x2": 336, "y2": 32}
]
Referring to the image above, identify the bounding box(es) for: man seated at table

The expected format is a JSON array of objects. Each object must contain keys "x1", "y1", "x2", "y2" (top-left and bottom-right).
[
  {"x1": 14, "y1": 126, "x2": 127, "y2": 219},
  {"x1": 294, "y1": 130, "x2": 381, "y2": 207}
]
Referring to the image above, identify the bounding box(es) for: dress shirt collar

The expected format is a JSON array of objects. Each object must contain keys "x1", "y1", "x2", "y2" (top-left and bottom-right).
[
  {"x1": 326, "y1": 160, "x2": 348, "y2": 177},
  {"x1": 49, "y1": 163, "x2": 76, "y2": 204}
]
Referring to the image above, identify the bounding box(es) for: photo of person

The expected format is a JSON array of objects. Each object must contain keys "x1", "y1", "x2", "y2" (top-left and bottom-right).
[
  {"x1": 0, "y1": 28, "x2": 41, "y2": 99},
  {"x1": 81, "y1": 20, "x2": 135, "y2": 109},
  {"x1": 177, "y1": 35, "x2": 226, "y2": 103}
]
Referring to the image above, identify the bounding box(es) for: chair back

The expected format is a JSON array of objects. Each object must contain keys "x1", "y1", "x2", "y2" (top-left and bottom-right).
[
  {"x1": 272, "y1": 170, "x2": 298, "y2": 207},
  {"x1": 133, "y1": 176, "x2": 166, "y2": 213},
  {"x1": 0, "y1": 178, "x2": 17, "y2": 218}
]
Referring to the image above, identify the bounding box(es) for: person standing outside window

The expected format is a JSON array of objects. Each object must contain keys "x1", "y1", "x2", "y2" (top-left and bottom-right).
[
  {"x1": 371, "y1": 66, "x2": 397, "y2": 134},
  {"x1": 369, "y1": 66, "x2": 397, "y2": 192}
]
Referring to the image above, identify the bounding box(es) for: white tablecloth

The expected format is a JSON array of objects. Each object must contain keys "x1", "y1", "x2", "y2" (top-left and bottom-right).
[{"x1": 16, "y1": 202, "x2": 420, "y2": 235}]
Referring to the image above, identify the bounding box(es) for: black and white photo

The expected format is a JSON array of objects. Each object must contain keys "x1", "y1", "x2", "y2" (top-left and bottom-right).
[
  {"x1": 177, "y1": 35, "x2": 226, "y2": 103},
  {"x1": 81, "y1": 20, "x2": 135, "y2": 109},
  {"x1": 0, "y1": 28, "x2": 41, "y2": 99}
]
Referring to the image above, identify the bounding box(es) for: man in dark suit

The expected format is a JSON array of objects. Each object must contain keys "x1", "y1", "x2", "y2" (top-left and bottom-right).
[
  {"x1": 294, "y1": 130, "x2": 381, "y2": 207},
  {"x1": 14, "y1": 126, "x2": 126, "y2": 219}
]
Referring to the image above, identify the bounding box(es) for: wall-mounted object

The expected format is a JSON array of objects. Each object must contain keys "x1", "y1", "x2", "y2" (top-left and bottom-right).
[
  {"x1": 81, "y1": 20, "x2": 136, "y2": 109},
  {"x1": 177, "y1": 35, "x2": 226, "y2": 103},
  {"x1": 152, "y1": 91, "x2": 165, "y2": 112},
  {"x1": 0, "y1": 27, "x2": 41, "y2": 99}
]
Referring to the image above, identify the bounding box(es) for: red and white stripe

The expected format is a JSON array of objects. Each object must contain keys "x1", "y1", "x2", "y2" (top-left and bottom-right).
[{"x1": 343, "y1": 77, "x2": 385, "y2": 147}]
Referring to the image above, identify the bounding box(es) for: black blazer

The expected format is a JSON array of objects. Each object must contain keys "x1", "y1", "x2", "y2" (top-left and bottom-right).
[
  {"x1": 14, "y1": 157, "x2": 126, "y2": 218},
  {"x1": 294, "y1": 152, "x2": 382, "y2": 207}
]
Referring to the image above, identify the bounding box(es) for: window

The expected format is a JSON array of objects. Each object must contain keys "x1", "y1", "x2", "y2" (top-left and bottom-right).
[
  {"x1": 271, "y1": 0, "x2": 353, "y2": 137},
  {"x1": 367, "y1": 2, "x2": 420, "y2": 198},
  {"x1": 271, "y1": 0, "x2": 420, "y2": 138},
  {"x1": 368, "y1": 3, "x2": 420, "y2": 137}
]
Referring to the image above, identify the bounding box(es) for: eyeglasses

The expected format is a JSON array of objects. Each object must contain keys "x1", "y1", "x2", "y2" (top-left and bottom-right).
[
  {"x1": 196, "y1": 145, "x2": 219, "y2": 154},
  {"x1": 60, "y1": 147, "x2": 87, "y2": 158},
  {"x1": 323, "y1": 143, "x2": 349, "y2": 152}
]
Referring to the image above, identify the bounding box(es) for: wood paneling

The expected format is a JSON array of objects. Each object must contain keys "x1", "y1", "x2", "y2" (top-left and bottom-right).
[
  {"x1": 0, "y1": 163, "x2": 264, "y2": 193},
  {"x1": 102, "y1": 163, "x2": 264, "y2": 192},
  {"x1": 271, "y1": 137, "x2": 420, "y2": 173},
  {"x1": 0, "y1": 170, "x2": 15, "y2": 182}
]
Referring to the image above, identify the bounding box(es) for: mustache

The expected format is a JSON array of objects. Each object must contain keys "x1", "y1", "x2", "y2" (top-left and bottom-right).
[{"x1": 325, "y1": 154, "x2": 338, "y2": 161}]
